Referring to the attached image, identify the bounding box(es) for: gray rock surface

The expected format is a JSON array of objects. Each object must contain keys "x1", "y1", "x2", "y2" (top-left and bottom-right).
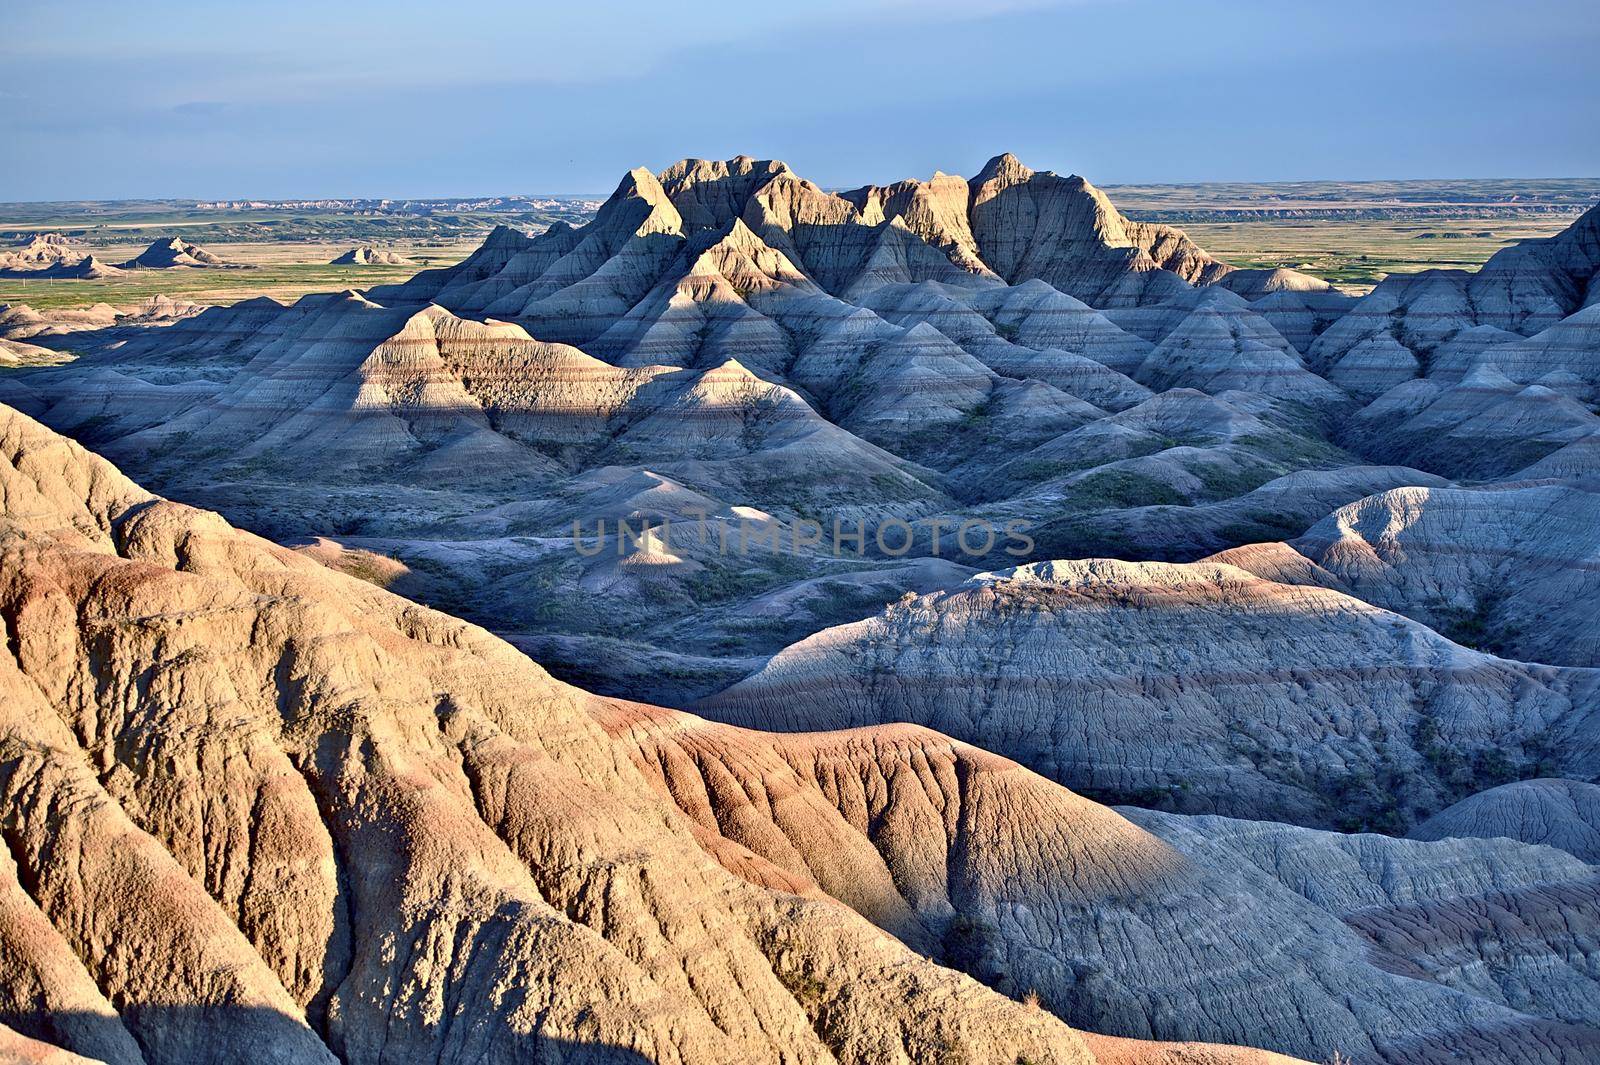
[
  {"x1": 1414, "y1": 779, "x2": 1600, "y2": 862},
  {"x1": 1213, "y1": 484, "x2": 1600, "y2": 667},
  {"x1": 698, "y1": 559, "x2": 1600, "y2": 830},
  {"x1": 0, "y1": 403, "x2": 1292, "y2": 1065}
]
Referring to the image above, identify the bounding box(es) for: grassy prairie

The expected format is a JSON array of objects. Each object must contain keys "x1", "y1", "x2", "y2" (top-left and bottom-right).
[
  {"x1": 0, "y1": 197, "x2": 599, "y2": 244},
  {"x1": 1178, "y1": 217, "x2": 1575, "y2": 292},
  {"x1": 1105, "y1": 176, "x2": 1598, "y2": 292},
  {"x1": 0, "y1": 240, "x2": 481, "y2": 310},
  {"x1": 1103, "y1": 177, "x2": 1600, "y2": 215},
  {"x1": 0, "y1": 195, "x2": 595, "y2": 311}
]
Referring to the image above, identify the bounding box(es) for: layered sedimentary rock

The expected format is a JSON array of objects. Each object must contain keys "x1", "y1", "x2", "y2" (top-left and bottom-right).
[
  {"x1": 1309, "y1": 202, "x2": 1600, "y2": 409},
  {"x1": 7, "y1": 401, "x2": 1595, "y2": 1065},
  {"x1": 698, "y1": 559, "x2": 1600, "y2": 830},
  {"x1": 606, "y1": 706, "x2": 1600, "y2": 1064},
  {"x1": 7, "y1": 158, "x2": 1599, "y2": 709},
  {"x1": 381, "y1": 151, "x2": 1246, "y2": 322},
  {"x1": 0, "y1": 298, "x2": 200, "y2": 348},
  {"x1": 1214, "y1": 484, "x2": 1600, "y2": 666},
  {"x1": 1343, "y1": 365, "x2": 1600, "y2": 477},
  {"x1": 966, "y1": 153, "x2": 1232, "y2": 303},
  {"x1": 0, "y1": 235, "x2": 126, "y2": 280},
  {"x1": 3, "y1": 151, "x2": 1600, "y2": 1065},
  {"x1": 329, "y1": 246, "x2": 413, "y2": 265},
  {"x1": 0, "y1": 233, "x2": 80, "y2": 270},
  {"x1": 1414, "y1": 779, "x2": 1600, "y2": 862},
  {"x1": 118, "y1": 236, "x2": 227, "y2": 269},
  {"x1": 0, "y1": 403, "x2": 1306, "y2": 1065}
]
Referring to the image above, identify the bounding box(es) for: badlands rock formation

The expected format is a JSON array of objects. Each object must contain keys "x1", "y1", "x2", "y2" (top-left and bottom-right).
[
  {"x1": 0, "y1": 234, "x2": 82, "y2": 274},
  {"x1": 3, "y1": 153, "x2": 1600, "y2": 1065},
  {"x1": 0, "y1": 404, "x2": 1308, "y2": 1065},
  {"x1": 329, "y1": 245, "x2": 412, "y2": 265},
  {"x1": 2, "y1": 154, "x2": 1452, "y2": 699},
  {"x1": 3, "y1": 155, "x2": 1595, "y2": 705},
  {"x1": 607, "y1": 706, "x2": 1600, "y2": 1063},
  {"x1": 8, "y1": 404, "x2": 1599, "y2": 1064},
  {"x1": 0, "y1": 234, "x2": 125, "y2": 280},
  {"x1": 1212, "y1": 484, "x2": 1600, "y2": 666},
  {"x1": 0, "y1": 233, "x2": 80, "y2": 268},
  {"x1": 698, "y1": 559, "x2": 1600, "y2": 830},
  {"x1": 0, "y1": 298, "x2": 200, "y2": 353},
  {"x1": 1414, "y1": 779, "x2": 1600, "y2": 862},
  {"x1": 1312, "y1": 201, "x2": 1600, "y2": 376},
  {"x1": 117, "y1": 236, "x2": 227, "y2": 269}
]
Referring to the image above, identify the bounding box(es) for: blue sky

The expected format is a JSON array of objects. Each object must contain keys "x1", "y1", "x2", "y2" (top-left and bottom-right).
[{"x1": 4, "y1": 0, "x2": 1598, "y2": 201}]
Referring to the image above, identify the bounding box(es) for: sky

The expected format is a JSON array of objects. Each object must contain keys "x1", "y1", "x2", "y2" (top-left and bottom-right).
[{"x1": 4, "y1": 0, "x2": 1598, "y2": 201}]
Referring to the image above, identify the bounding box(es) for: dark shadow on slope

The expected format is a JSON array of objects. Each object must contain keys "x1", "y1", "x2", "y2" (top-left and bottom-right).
[{"x1": 1, "y1": 1006, "x2": 658, "y2": 1065}]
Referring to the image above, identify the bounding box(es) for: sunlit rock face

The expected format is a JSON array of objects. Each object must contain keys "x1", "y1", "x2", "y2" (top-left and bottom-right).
[
  {"x1": 5, "y1": 404, "x2": 1597, "y2": 1065},
  {"x1": 6, "y1": 156, "x2": 1598, "y2": 706},
  {"x1": 2, "y1": 153, "x2": 1410, "y2": 702},
  {"x1": 3, "y1": 155, "x2": 1600, "y2": 1065},
  {"x1": 696, "y1": 558, "x2": 1600, "y2": 830},
  {"x1": 0, "y1": 404, "x2": 1319, "y2": 1065}
]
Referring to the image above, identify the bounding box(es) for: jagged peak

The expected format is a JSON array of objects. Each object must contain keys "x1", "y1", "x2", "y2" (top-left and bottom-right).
[
  {"x1": 702, "y1": 216, "x2": 765, "y2": 251},
  {"x1": 680, "y1": 218, "x2": 811, "y2": 290},
  {"x1": 383, "y1": 303, "x2": 534, "y2": 347},
  {"x1": 606, "y1": 166, "x2": 682, "y2": 230},
  {"x1": 658, "y1": 155, "x2": 793, "y2": 186},
  {"x1": 704, "y1": 356, "x2": 754, "y2": 377},
  {"x1": 897, "y1": 320, "x2": 951, "y2": 342},
  {"x1": 336, "y1": 288, "x2": 382, "y2": 307},
  {"x1": 480, "y1": 223, "x2": 536, "y2": 250},
  {"x1": 613, "y1": 165, "x2": 674, "y2": 209},
  {"x1": 973, "y1": 152, "x2": 1036, "y2": 187},
  {"x1": 383, "y1": 305, "x2": 446, "y2": 342}
]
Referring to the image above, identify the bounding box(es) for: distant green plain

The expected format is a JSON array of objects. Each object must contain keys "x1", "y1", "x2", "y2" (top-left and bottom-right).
[{"x1": 1180, "y1": 217, "x2": 1573, "y2": 292}]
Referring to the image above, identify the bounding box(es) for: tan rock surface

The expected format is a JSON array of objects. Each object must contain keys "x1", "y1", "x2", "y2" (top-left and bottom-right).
[
  {"x1": 0, "y1": 403, "x2": 1301, "y2": 1065},
  {"x1": 603, "y1": 705, "x2": 1600, "y2": 1064},
  {"x1": 329, "y1": 246, "x2": 412, "y2": 266},
  {"x1": 117, "y1": 237, "x2": 226, "y2": 270}
]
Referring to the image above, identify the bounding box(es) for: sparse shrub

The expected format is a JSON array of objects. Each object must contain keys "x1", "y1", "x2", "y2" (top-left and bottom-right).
[
  {"x1": 1070, "y1": 469, "x2": 1186, "y2": 510},
  {"x1": 940, "y1": 914, "x2": 1000, "y2": 981}
]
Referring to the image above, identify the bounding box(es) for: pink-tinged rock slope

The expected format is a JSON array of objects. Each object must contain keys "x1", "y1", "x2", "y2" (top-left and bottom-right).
[{"x1": 0, "y1": 402, "x2": 1308, "y2": 1065}]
